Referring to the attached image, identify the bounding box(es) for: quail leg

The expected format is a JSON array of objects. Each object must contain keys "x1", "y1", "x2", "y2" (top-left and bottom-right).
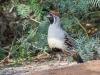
[
  {"x1": 56, "y1": 53, "x2": 61, "y2": 66},
  {"x1": 66, "y1": 57, "x2": 70, "y2": 65}
]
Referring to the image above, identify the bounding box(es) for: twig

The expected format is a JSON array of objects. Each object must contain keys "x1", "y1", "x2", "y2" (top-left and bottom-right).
[
  {"x1": 29, "y1": 16, "x2": 41, "y2": 24},
  {"x1": 9, "y1": 0, "x2": 15, "y2": 13},
  {"x1": 74, "y1": 0, "x2": 78, "y2": 5},
  {"x1": 40, "y1": 0, "x2": 43, "y2": 3},
  {"x1": 9, "y1": 6, "x2": 14, "y2": 13}
]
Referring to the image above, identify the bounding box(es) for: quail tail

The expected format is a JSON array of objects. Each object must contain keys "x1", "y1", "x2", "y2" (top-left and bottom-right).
[{"x1": 72, "y1": 53, "x2": 84, "y2": 63}]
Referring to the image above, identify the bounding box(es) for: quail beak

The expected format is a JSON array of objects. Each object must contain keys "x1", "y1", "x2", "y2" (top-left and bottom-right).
[{"x1": 47, "y1": 14, "x2": 51, "y2": 18}]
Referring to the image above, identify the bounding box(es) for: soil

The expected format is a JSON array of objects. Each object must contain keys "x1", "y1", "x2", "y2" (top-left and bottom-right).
[
  {"x1": 0, "y1": 60, "x2": 100, "y2": 75},
  {"x1": 30, "y1": 60, "x2": 100, "y2": 75}
]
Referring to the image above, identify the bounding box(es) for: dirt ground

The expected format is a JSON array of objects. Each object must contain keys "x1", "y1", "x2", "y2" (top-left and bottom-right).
[
  {"x1": 0, "y1": 60, "x2": 100, "y2": 75},
  {"x1": 30, "y1": 60, "x2": 100, "y2": 75}
]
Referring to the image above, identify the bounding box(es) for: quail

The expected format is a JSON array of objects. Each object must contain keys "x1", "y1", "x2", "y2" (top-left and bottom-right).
[{"x1": 47, "y1": 10, "x2": 83, "y2": 65}]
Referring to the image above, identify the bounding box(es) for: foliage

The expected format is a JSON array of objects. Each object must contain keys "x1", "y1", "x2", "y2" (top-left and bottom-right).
[
  {"x1": 75, "y1": 36, "x2": 100, "y2": 61},
  {"x1": 0, "y1": 0, "x2": 100, "y2": 63},
  {"x1": 28, "y1": 0, "x2": 42, "y2": 20},
  {"x1": 89, "y1": 0, "x2": 100, "y2": 7},
  {"x1": 17, "y1": 4, "x2": 30, "y2": 18}
]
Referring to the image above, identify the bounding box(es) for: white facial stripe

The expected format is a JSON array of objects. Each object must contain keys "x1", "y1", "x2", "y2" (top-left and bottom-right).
[{"x1": 51, "y1": 14, "x2": 57, "y2": 24}]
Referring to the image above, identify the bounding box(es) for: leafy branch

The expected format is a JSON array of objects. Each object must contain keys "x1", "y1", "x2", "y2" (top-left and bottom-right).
[{"x1": 72, "y1": 14, "x2": 89, "y2": 39}]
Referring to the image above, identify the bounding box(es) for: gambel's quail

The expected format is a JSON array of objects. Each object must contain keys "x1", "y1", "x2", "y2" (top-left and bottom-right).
[{"x1": 47, "y1": 10, "x2": 83, "y2": 65}]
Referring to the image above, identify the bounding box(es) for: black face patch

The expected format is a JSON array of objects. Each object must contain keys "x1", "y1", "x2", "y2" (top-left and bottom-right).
[{"x1": 47, "y1": 14, "x2": 54, "y2": 24}]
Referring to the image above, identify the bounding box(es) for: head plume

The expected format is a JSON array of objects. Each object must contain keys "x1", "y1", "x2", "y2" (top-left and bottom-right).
[
  {"x1": 50, "y1": 10, "x2": 59, "y2": 16},
  {"x1": 47, "y1": 10, "x2": 60, "y2": 24}
]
